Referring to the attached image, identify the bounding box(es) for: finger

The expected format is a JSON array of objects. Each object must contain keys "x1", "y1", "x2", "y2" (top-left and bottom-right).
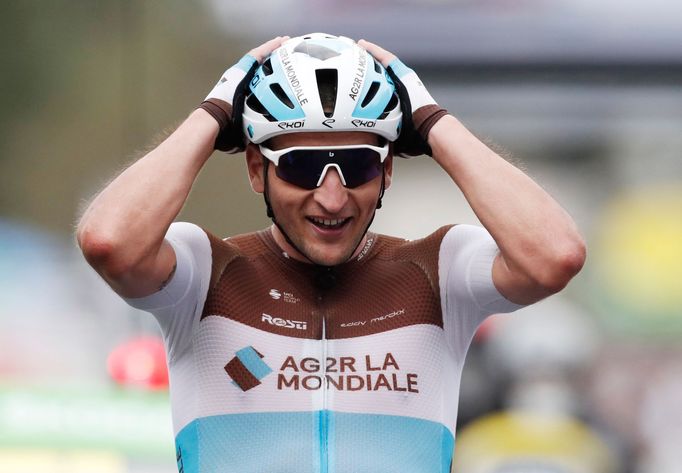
[
  {"x1": 358, "y1": 39, "x2": 396, "y2": 67},
  {"x1": 249, "y1": 36, "x2": 289, "y2": 63}
]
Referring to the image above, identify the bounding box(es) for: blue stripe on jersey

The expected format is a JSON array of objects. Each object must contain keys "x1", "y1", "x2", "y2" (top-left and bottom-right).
[
  {"x1": 319, "y1": 410, "x2": 329, "y2": 473},
  {"x1": 177, "y1": 411, "x2": 320, "y2": 473},
  {"x1": 175, "y1": 420, "x2": 198, "y2": 473},
  {"x1": 175, "y1": 410, "x2": 454, "y2": 473}
]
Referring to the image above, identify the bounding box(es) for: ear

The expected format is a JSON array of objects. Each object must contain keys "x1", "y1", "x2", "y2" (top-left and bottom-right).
[
  {"x1": 383, "y1": 154, "x2": 393, "y2": 190},
  {"x1": 245, "y1": 143, "x2": 265, "y2": 193}
]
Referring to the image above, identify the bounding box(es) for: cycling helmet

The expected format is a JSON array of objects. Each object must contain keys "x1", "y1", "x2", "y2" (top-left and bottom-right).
[{"x1": 243, "y1": 33, "x2": 402, "y2": 144}]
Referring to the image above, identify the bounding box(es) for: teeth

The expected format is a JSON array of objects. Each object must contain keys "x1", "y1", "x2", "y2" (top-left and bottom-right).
[{"x1": 312, "y1": 217, "x2": 345, "y2": 227}]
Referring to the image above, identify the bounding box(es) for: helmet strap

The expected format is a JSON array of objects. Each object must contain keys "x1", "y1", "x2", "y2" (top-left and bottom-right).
[
  {"x1": 376, "y1": 166, "x2": 386, "y2": 209},
  {"x1": 262, "y1": 157, "x2": 310, "y2": 262},
  {"x1": 263, "y1": 156, "x2": 306, "y2": 256}
]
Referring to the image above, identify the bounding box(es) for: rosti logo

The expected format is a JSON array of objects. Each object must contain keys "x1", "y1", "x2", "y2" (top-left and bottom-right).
[
  {"x1": 269, "y1": 289, "x2": 281, "y2": 300},
  {"x1": 224, "y1": 346, "x2": 272, "y2": 392},
  {"x1": 262, "y1": 313, "x2": 307, "y2": 331}
]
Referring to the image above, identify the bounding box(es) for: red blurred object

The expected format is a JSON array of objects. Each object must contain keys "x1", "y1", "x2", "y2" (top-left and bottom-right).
[
  {"x1": 473, "y1": 314, "x2": 503, "y2": 343},
  {"x1": 107, "y1": 336, "x2": 169, "y2": 390}
]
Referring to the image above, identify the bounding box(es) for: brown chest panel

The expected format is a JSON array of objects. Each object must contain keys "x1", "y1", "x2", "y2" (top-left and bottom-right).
[{"x1": 201, "y1": 227, "x2": 452, "y2": 340}]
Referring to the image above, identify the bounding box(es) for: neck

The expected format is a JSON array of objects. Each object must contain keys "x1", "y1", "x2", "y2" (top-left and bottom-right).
[{"x1": 269, "y1": 224, "x2": 369, "y2": 264}]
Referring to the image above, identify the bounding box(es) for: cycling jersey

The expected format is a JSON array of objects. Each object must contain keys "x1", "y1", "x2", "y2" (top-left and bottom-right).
[{"x1": 126, "y1": 222, "x2": 522, "y2": 473}]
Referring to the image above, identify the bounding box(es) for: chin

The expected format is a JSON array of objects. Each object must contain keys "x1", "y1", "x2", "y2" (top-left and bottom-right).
[
  {"x1": 305, "y1": 245, "x2": 355, "y2": 267},
  {"x1": 308, "y1": 252, "x2": 348, "y2": 267}
]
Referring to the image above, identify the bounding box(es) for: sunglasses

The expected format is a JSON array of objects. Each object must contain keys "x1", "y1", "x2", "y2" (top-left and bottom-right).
[{"x1": 259, "y1": 142, "x2": 389, "y2": 190}]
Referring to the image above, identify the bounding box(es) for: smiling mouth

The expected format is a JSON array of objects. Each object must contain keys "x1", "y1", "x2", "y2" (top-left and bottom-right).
[{"x1": 307, "y1": 216, "x2": 351, "y2": 230}]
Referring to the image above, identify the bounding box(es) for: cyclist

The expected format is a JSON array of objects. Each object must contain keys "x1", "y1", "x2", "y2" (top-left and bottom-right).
[{"x1": 77, "y1": 33, "x2": 586, "y2": 473}]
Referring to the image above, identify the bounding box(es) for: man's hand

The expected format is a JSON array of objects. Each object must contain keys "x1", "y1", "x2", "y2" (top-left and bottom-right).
[
  {"x1": 359, "y1": 39, "x2": 448, "y2": 158},
  {"x1": 200, "y1": 36, "x2": 289, "y2": 152}
]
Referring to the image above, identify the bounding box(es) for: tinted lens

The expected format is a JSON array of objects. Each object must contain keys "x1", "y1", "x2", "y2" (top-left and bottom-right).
[
  {"x1": 338, "y1": 148, "x2": 383, "y2": 188},
  {"x1": 275, "y1": 148, "x2": 382, "y2": 189}
]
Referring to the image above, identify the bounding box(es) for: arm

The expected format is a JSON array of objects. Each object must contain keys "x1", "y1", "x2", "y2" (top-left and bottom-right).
[
  {"x1": 428, "y1": 115, "x2": 586, "y2": 304},
  {"x1": 76, "y1": 110, "x2": 218, "y2": 298},
  {"x1": 359, "y1": 40, "x2": 586, "y2": 305},
  {"x1": 77, "y1": 37, "x2": 287, "y2": 298}
]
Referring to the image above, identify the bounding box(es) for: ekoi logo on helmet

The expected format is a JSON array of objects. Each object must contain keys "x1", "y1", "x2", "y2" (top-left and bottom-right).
[{"x1": 224, "y1": 346, "x2": 272, "y2": 391}]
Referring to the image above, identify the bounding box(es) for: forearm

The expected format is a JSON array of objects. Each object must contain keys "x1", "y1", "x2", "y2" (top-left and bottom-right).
[
  {"x1": 429, "y1": 114, "x2": 586, "y2": 292},
  {"x1": 77, "y1": 108, "x2": 218, "y2": 273}
]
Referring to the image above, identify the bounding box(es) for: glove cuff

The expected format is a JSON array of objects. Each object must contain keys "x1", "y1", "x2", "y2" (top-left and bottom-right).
[
  {"x1": 199, "y1": 99, "x2": 233, "y2": 130},
  {"x1": 200, "y1": 99, "x2": 243, "y2": 152},
  {"x1": 413, "y1": 105, "x2": 448, "y2": 141}
]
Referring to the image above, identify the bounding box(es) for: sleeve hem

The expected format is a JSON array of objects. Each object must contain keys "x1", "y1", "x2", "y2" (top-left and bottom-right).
[
  {"x1": 123, "y1": 240, "x2": 193, "y2": 311},
  {"x1": 122, "y1": 229, "x2": 198, "y2": 311},
  {"x1": 466, "y1": 240, "x2": 525, "y2": 314}
]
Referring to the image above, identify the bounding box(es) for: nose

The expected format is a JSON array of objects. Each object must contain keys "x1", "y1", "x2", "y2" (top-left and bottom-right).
[{"x1": 314, "y1": 167, "x2": 348, "y2": 213}]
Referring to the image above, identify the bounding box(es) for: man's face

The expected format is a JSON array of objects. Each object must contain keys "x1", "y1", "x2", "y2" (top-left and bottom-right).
[{"x1": 247, "y1": 131, "x2": 392, "y2": 266}]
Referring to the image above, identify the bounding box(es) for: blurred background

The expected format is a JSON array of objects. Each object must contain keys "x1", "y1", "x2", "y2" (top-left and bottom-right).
[{"x1": 1, "y1": 1, "x2": 681, "y2": 472}]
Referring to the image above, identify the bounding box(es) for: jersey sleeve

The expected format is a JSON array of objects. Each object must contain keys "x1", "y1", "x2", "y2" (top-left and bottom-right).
[
  {"x1": 438, "y1": 224, "x2": 524, "y2": 357},
  {"x1": 123, "y1": 222, "x2": 212, "y2": 362}
]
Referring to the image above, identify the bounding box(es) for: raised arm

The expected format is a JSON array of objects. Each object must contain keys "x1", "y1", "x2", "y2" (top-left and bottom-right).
[
  {"x1": 76, "y1": 37, "x2": 287, "y2": 298},
  {"x1": 428, "y1": 115, "x2": 586, "y2": 304},
  {"x1": 359, "y1": 39, "x2": 586, "y2": 305}
]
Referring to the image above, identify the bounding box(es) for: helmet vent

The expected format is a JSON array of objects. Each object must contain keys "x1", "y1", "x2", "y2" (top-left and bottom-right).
[
  {"x1": 361, "y1": 81, "x2": 380, "y2": 108},
  {"x1": 262, "y1": 58, "x2": 274, "y2": 76},
  {"x1": 373, "y1": 58, "x2": 382, "y2": 74},
  {"x1": 378, "y1": 92, "x2": 399, "y2": 120},
  {"x1": 246, "y1": 94, "x2": 277, "y2": 122},
  {"x1": 316, "y1": 69, "x2": 338, "y2": 118},
  {"x1": 269, "y1": 83, "x2": 295, "y2": 109},
  {"x1": 295, "y1": 43, "x2": 341, "y2": 61}
]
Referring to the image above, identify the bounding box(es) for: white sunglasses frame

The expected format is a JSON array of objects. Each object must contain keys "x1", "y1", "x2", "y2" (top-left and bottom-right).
[
  {"x1": 258, "y1": 142, "x2": 390, "y2": 188},
  {"x1": 258, "y1": 142, "x2": 390, "y2": 166}
]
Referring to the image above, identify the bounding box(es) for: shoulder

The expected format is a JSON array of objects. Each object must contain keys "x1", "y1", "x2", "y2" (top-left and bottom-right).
[
  {"x1": 436, "y1": 224, "x2": 497, "y2": 275},
  {"x1": 370, "y1": 225, "x2": 455, "y2": 295},
  {"x1": 438, "y1": 224, "x2": 524, "y2": 314},
  {"x1": 202, "y1": 228, "x2": 272, "y2": 290},
  {"x1": 438, "y1": 224, "x2": 498, "y2": 267},
  {"x1": 374, "y1": 225, "x2": 455, "y2": 259}
]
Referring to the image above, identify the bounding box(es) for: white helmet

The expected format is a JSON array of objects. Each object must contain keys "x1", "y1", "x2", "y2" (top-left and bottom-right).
[{"x1": 243, "y1": 33, "x2": 402, "y2": 144}]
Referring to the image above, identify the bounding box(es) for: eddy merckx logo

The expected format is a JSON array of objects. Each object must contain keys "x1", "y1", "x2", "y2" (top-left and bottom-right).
[
  {"x1": 225, "y1": 346, "x2": 273, "y2": 392},
  {"x1": 262, "y1": 313, "x2": 307, "y2": 331}
]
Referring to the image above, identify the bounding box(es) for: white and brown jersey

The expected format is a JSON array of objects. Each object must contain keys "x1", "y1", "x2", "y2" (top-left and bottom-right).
[{"x1": 126, "y1": 222, "x2": 522, "y2": 473}]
